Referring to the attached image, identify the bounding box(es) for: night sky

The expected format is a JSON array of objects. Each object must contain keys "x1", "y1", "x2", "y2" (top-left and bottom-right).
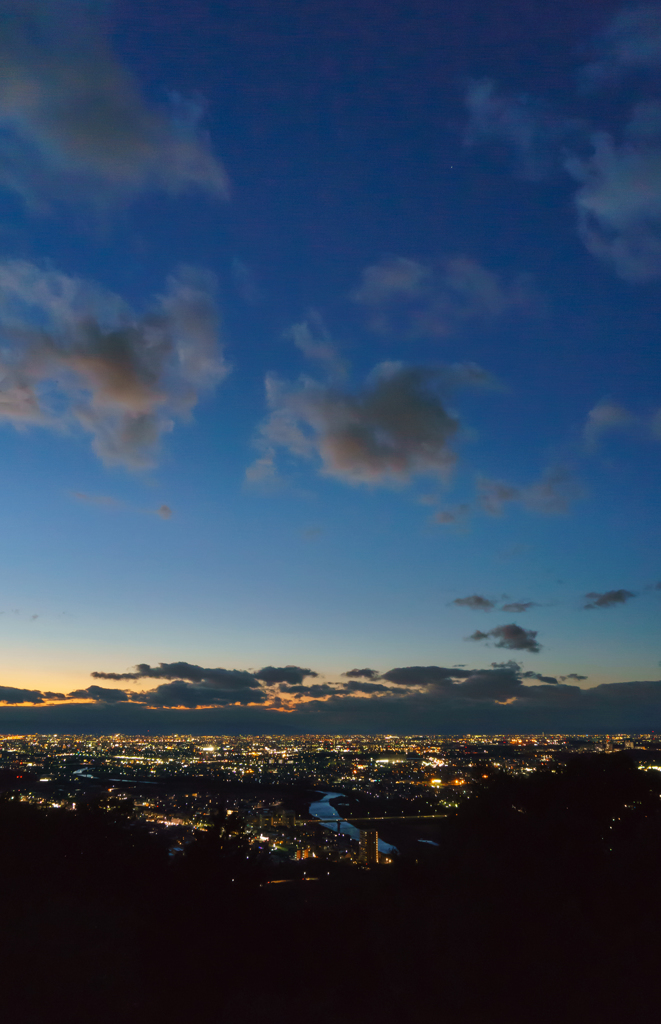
[{"x1": 0, "y1": 0, "x2": 659, "y2": 734}]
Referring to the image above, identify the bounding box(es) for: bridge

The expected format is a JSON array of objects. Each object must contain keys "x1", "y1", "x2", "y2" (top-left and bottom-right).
[{"x1": 302, "y1": 813, "x2": 449, "y2": 823}]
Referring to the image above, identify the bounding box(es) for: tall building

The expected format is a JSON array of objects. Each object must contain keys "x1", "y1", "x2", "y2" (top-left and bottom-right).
[{"x1": 359, "y1": 828, "x2": 379, "y2": 865}]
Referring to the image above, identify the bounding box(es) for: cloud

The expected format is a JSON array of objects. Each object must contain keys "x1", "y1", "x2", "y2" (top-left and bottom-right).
[
  {"x1": 432, "y1": 503, "x2": 470, "y2": 526},
  {"x1": 520, "y1": 671, "x2": 559, "y2": 685},
  {"x1": 464, "y1": 78, "x2": 585, "y2": 179},
  {"x1": 560, "y1": 673, "x2": 588, "y2": 681},
  {"x1": 72, "y1": 493, "x2": 173, "y2": 519},
  {"x1": 580, "y1": 5, "x2": 661, "y2": 89},
  {"x1": 584, "y1": 402, "x2": 661, "y2": 445},
  {"x1": 251, "y1": 361, "x2": 493, "y2": 487},
  {"x1": 380, "y1": 665, "x2": 472, "y2": 687},
  {"x1": 6, "y1": 658, "x2": 661, "y2": 734},
  {"x1": 71, "y1": 491, "x2": 121, "y2": 507},
  {"x1": 67, "y1": 685, "x2": 129, "y2": 703},
  {"x1": 14, "y1": 660, "x2": 593, "y2": 715},
  {"x1": 451, "y1": 667, "x2": 525, "y2": 702},
  {"x1": 584, "y1": 401, "x2": 635, "y2": 446},
  {"x1": 0, "y1": 0, "x2": 228, "y2": 209},
  {"x1": 375, "y1": 661, "x2": 554, "y2": 702},
  {"x1": 277, "y1": 676, "x2": 408, "y2": 699},
  {"x1": 0, "y1": 684, "x2": 45, "y2": 704},
  {"x1": 501, "y1": 601, "x2": 538, "y2": 613},
  {"x1": 451, "y1": 594, "x2": 495, "y2": 611},
  {"x1": 476, "y1": 479, "x2": 518, "y2": 516},
  {"x1": 340, "y1": 680, "x2": 395, "y2": 694},
  {"x1": 279, "y1": 682, "x2": 343, "y2": 698},
  {"x1": 343, "y1": 668, "x2": 381, "y2": 680},
  {"x1": 92, "y1": 662, "x2": 263, "y2": 693},
  {"x1": 565, "y1": 108, "x2": 661, "y2": 282},
  {"x1": 286, "y1": 313, "x2": 346, "y2": 378},
  {"x1": 464, "y1": 18, "x2": 661, "y2": 283},
  {"x1": 0, "y1": 261, "x2": 227, "y2": 467},
  {"x1": 231, "y1": 259, "x2": 262, "y2": 305},
  {"x1": 478, "y1": 467, "x2": 580, "y2": 516},
  {"x1": 506, "y1": 467, "x2": 580, "y2": 515},
  {"x1": 91, "y1": 661, "x2": 271, "y2": 708},
  {"x1": 351, "y1": 255, "x2": 538, "y2": 337},
  {"x1": 82, "y1": 663, "x2": 289, "y2": 708},
  {"x1": 244, "y1": 452, "x2": 278, "y2": 487},
  {"x1": 254, "y1": 666, "x2": 319, "y2": 686},
  {"x1": 467, "y1": 622, "x2": 542, "y2": 652},
  {"x1": 132, "y1": 681, "x2": 266, "y2": 708},
  {"x1": 584, "y1": 589, "x2": 636, "y2": 609},
  {"x1": 6, "y1": 673, "x2": 661, "y2": 732}
]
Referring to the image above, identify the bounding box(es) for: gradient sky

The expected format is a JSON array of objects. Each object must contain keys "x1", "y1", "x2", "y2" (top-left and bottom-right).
[{"x1": 0, "y1": 0, "x2": 660, "y2": 734}]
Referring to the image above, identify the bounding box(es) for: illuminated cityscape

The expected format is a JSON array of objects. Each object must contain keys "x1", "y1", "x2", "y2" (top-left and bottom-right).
[{"x1": 2, "y1": 731, "x2": 659, "y2": 869}]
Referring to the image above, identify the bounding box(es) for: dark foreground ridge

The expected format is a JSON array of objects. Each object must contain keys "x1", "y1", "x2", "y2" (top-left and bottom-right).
[{"x1": 1, "y1": 751, "x2": 661, "y2": 1023}]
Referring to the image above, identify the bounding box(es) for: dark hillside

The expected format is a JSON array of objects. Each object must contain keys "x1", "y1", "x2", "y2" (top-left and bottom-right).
[{"x1": 1, "y1": 753, "x2": 659, "y2": 1024}]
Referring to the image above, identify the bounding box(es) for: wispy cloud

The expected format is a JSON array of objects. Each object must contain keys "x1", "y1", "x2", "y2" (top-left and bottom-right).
[
  {"x1": 477, "y1": 467, "x2": 580, "y2": 516},
  {"x1": 0, "y1": 260, "x2": 227, "y2": 467},
  {"x1": 583, "y1": 400, "x2": 661, "y2": 447},
  {"x1": 465, "y1": 10, "x2": 661, "y2": 283},
  {"x1": 286, "y1": 313, "x2": 346, "y2": 378},
  {"x1": 464, "y1": 78, "x2": 585, "y2": 180},
  {"x1": 244, "y1": 452, "x2": 278, "y2": 488},
  {"x1": 584, "y1": 400, "x2": 635, "y2": 447},
  {"x1": 71, "y1": 493, "x2": 173, "y2": 520},
  {"x1": 0, "y1": 0, "x2": 228, "y2": 210},
  {"x1": 71, "y1": 491, "x2": 121, "y2": 508},
  {"x1": 432, "y1": 503, "x2": 470, "y2": 526},
  {"x1": 565, "y1": 107, "x2": 661, "y2": 282},
  {"x1": 231, "y1": 259, "x2": 262, "y2": 305},
  {"x1": 580, "y1": 5, "x2": 661, "y2": 89},
  {"x1": 351, "y1": 254, "x2": 538, "y2": 337}
]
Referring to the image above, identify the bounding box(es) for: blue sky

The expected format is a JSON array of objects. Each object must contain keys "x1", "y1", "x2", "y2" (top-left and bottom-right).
[{"x1": 0, "y1": 0, "x2": 660, "y2": 734}]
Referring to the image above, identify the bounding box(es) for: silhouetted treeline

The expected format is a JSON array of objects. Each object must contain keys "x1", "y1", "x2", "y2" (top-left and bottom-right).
[{"x1": 1, "y1": 753, "x2": 660, "y2": 1024}]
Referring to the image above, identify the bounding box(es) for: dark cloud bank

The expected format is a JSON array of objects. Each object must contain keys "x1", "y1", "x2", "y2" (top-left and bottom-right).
[{"x1": 1, "y1": 658, "x2": 661, "y2": 734}]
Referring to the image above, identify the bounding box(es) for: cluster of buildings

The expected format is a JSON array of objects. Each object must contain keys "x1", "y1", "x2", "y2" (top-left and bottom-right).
[{"x1": 241, "y1": 804, "x2": 383, "y2": 864}]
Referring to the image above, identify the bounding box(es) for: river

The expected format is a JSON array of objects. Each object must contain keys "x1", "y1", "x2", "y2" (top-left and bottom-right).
[{"x1": 309, "y1": 792, "x2": 397, "y2": 856}]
